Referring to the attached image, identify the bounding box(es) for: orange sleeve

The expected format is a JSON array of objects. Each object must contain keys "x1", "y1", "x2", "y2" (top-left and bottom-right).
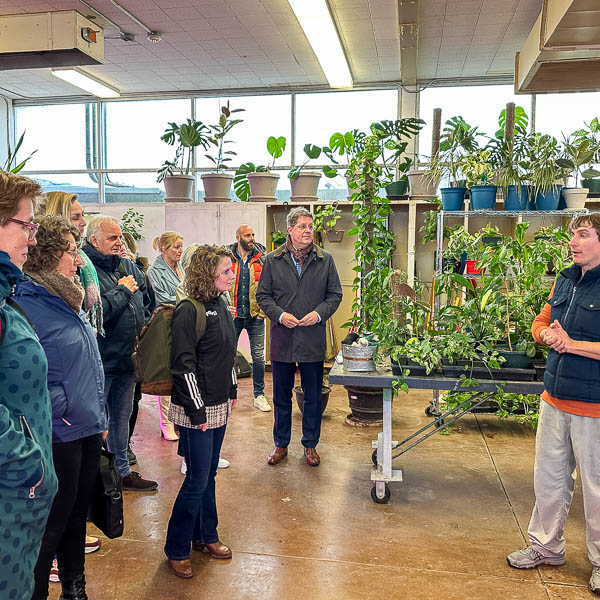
[{"x1": 531, "y1": 283, "x2": 555, "y2": 344}]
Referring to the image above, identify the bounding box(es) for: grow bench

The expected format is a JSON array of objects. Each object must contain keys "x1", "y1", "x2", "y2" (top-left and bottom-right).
[{"x1": 328, "y1": 361, "x2": 543, "y2": 504}]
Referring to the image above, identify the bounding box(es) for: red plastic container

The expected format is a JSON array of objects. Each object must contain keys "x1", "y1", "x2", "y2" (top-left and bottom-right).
[{"x1": 465, "y1": 259, "x2": 482, "y2": 274}]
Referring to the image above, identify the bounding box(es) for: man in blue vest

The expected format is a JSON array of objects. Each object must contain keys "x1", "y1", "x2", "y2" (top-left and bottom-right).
[{"x1": 507, "y1": 213, "x2": 600, "y2": 596}]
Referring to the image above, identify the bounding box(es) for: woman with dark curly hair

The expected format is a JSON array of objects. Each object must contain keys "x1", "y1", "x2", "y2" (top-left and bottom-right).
[
  {"x1": 164, "y1": 244, "x2": 237, "y2": 579},
  {"x1": 12, "y1": 215, "x2": 107, "y2": 600}
]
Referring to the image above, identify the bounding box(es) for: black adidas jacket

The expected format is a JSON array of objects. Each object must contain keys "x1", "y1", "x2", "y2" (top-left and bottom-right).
[{"x1": 170, "y1": 295, "x2": 237, "y2": 425}]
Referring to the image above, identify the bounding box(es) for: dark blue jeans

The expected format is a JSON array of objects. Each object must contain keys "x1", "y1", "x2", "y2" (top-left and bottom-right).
[
  {"x1": 104, "y1": 372, "x2": 135, "y2": 477},
  {"x1": 234, "y1": 316, "x2": 265, "y2": 397},
  {"x1": 272, "y1": 360, "x2": 323, "y2": 448},
  {"x1": 164, "y1": 423, "x2": 226, "y2": 561}
]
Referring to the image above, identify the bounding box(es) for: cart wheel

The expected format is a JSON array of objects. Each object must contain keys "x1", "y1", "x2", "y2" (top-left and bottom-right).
[
  {"x1": 435, "y1": 418, "x2": 445, "y2": 429},
  {"x1": 371, "y1": 484, "x2": 390, "y2": 504},
  {"x1": 425, "y1": 406, "x2": 433, "y2": 416},
  {"x1": 371, "y1": 450, "x2": 378, "y2": 466}
]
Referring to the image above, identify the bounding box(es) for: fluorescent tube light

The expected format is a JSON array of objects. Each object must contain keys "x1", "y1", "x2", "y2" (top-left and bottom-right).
[
  {"x1": 287, "y1": 0, "x2": 352, "y2": 88},
  {"x1": 51, "y1": 68, "x2": 120, "y2": 98}
]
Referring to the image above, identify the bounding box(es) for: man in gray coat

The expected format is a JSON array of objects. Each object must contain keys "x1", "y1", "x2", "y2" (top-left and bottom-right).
[{"x1": 256, "y1": 207, "x2": 342, "y2": 466}]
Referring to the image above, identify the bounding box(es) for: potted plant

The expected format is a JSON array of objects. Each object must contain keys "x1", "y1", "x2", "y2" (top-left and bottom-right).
[
  {"x1": 233, "y1": 135, "x2": 286, "y2": 202},
  {"x1": 426, "y1": 116, "x2": 481, "y2": 210},
  {"x1": 556, "y1": 134, "x2": 600, "y2": 209},
  {"x1": 322, "y1": 129, "x2": 366, "y2": 199},
  {"x1": 524, "y1": 134, "x2": 569, "y2": 210},
  {"x1": 572, "y1": 117, "x2": 600, "y2": 194},
  {"x1": 201, "y1": 101, "x2": 245, "y2": 202},
  {"x1": 3, "y1": 131, "x2": 37, "y2": 173},
  {"x1": 294, "y1": 367, "x2": 331, "y2": 415},
  {"x1": 157, "y1": 118, "x2": 211, "y2": 202},
  {"x1": 288, "y1": 144, "x2": 337, "y2": 202},
  {"x1": 312, "y1": 202, "x2": 344, "y2": 244},
  {"x1": 458, "y1": 148, "x2": 497, "y2": 210},
  {"x1": 370, "y1": 118, "x2": 425, "y2": 198},
  {"x1": 271, "y1": 229, "x2": 287, "y2": 250}
]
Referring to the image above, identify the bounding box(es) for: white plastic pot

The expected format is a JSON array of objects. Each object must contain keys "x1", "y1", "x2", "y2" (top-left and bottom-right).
[{"x1": 562, "y1": 187, "x2": 588, "y2": 209}]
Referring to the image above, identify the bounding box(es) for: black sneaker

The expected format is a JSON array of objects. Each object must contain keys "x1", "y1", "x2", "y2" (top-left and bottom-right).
[
  {"x1": 127, "y1": 442, "x2": 137, "y2": 465},
  {"x1": 121, "y1": 471, "x2": 158, "y2": 492}
]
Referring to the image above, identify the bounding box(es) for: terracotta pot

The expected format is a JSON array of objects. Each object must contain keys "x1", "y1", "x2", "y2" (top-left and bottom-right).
[
  {"x1": 407, "y1": 170, "x2": 437, "y2": 197},
  {"x1": 247, "y1": 172, "x2": 280, "y2": 202},
  {"x1": 201, "y1": 173, "x2": 233, "y2": 202},
  {"x1": 290, "y1": 171, "x2": 321, "y2": 201},
  {"x1": 164, "y1": 175, "x2": 194, "y2": 202}
]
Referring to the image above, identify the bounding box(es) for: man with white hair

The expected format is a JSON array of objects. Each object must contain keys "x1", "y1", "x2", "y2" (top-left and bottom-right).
[{"x1": 83, "y1": 215, "x2": 158, "y2": 491}]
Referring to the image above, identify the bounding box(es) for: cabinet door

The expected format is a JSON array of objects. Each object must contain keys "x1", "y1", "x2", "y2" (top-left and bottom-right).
[
  {"x1": 165, "y1": 203, "x2": 220, "y2": 246},
  {"x1": 218, "y1": 203, "x2": 266, "y2": 247}
]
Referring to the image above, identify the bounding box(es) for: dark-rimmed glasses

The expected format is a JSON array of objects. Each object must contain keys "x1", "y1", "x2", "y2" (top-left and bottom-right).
[{"x1": 7, "y1": 217, "x2": 39, "y2": 241}]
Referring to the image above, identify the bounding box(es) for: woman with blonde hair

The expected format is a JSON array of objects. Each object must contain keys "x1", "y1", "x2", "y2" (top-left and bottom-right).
[
  {"x1": 148, "y1": 231, "x2": 184, "y2": 440},
  {"x1": 43, "y1": 191, "x2": 103, "y2": 336}
]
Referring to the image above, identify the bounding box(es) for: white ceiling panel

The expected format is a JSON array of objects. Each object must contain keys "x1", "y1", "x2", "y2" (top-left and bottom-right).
[{"x1": 0, "y1": 0, "x2": 545, "y2": 99}]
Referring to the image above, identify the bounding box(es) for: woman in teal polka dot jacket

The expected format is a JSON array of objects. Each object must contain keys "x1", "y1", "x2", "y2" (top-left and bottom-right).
[{"x1": 0, "y1": 172, "x2": 58, "y2": 600}]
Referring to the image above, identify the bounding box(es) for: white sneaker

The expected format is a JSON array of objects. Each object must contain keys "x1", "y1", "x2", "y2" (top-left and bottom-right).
[
  {"x1": 182, "y1": 457, "x2": 229, "y2": 471},
  {"x1": 253, "y1": 395, "x2": 271, "y2": 412}
]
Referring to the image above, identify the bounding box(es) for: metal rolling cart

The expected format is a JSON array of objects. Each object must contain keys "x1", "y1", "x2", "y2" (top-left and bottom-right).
[{"x1": 328, "y1": 362, "x2": 544, "y2": 504}]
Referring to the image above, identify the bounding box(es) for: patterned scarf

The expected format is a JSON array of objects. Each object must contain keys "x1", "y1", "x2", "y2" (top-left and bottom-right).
[
  {"x1": 78, "y1": 250, "x2": 104, "y2": 335},
  {"x1": 285, "y1": 235, "x2": 313, "y2": 269},
  {"x1": 24, "y1": 268, "x2": 85, "y2": 314}
]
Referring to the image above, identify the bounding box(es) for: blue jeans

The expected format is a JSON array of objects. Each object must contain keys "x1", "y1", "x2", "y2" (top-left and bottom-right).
[
  {"x1": 104, "y1": 373, "x2": 135, "y2": 477},
  {"x1": 234, "y1": 316, "x2": 265, "y2": 397},
  {"x1": 272, "y1": 360, "x2": 323, "y2": 448},
  {"x1": 164, "y1": 424, "x2": 226, "y2": 561}
]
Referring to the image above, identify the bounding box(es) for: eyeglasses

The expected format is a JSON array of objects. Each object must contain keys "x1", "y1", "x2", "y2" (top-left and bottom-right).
[
  {"x1": 294, "y1": 224, "x2": 314, "y2": 231},
  {"x1": 7, "y1": 217, "x2": 39, "y2": 241},
  {"x1": 65, "y1": 249, "x2": 81, "y2": 259}
]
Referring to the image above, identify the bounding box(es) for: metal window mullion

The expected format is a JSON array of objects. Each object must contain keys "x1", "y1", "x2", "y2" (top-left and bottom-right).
[
  {"x1": 290, "y1": 92, "x2": 296, "y2": 167},
  {"x1": 531, "y1": 94, "x2": 536, "y2": 134},
  {"x1": 190, "y1": 97, "x2": 197, "y2": 201},
  {"x1": 97, "y1": 100, "x2": 104, "y2": 203}
]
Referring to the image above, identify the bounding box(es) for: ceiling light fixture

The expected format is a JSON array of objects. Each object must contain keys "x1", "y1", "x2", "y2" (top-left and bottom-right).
[
  {"x1": 287, "y1": 0, "x2": 352, "y2": 88},
  {"x1": 51, "y1": 68, "x2": 120, "y2": 98}
]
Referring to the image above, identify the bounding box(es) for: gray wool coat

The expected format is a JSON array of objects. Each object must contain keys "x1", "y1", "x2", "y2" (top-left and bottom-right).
[{"x1": 256, "y1": 244, "x2": 342, "y2": 363}]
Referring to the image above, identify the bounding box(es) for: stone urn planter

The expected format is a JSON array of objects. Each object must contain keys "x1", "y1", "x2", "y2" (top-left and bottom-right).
[
  {"x1": 201, "y1": 173, "x2": 233, "y2": 202},
  {"x1": 294, "y1": 385, "x2": 330, "y2": 415},
  {"x1": 290, "y1": 171, "x2": 321, "y2": 202},
  {"x1": 164, "y1": 174, "x2": 194, "y2": 202},
  {"x1": 247, "y1": 172, "x2": 280, "y2": 202}
]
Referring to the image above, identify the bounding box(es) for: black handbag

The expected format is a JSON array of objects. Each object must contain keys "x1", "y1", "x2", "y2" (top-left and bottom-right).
[{"x1": 88, "y1": 447, "x2": 124, "y2": 539}]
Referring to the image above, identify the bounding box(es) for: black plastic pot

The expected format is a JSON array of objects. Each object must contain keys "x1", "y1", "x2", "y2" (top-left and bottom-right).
[
  {"x1": 295, "y1": 385, "x2": 330, "y2": 415},
  {"x1": 344, "y1": 385, "x2": 383, "y2": 423},
  {"x1": 495, "y1": 346, "x2": 532, "y2": 369},
  {"x1": 390, "y1": 356, "x2": 433, "y2": 377}
]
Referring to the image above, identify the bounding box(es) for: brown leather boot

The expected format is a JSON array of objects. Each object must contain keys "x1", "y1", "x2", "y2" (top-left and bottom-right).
[
  {"x1": 167, "y1": 558, "x2": 193, "y2": 578},
  {"x1": 304, "y1": 447, "x2": 320, "y2": 466},
  {"x1": 267, "y1": 446, "x2": 288, "y2": 465},
  {"x1": 192, "y1": 541, "x2": 232, "y2": 559}
]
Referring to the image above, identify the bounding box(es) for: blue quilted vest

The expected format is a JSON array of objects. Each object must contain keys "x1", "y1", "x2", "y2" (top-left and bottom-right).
[{"x1": 544, "y1": 263, "x2": 600, "y2": 403}]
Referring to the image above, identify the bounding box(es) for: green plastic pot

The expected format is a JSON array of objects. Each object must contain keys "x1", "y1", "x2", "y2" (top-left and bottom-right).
[
  {"x1": 582, "y1": 179, "x2": 600, "y2": 194},
  {"x1": 385, "y1": 179, "x2": 409, "y2": 197}
]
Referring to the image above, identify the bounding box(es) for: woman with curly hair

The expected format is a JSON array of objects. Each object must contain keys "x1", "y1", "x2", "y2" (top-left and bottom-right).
[
  {"x1": 164, "y1": 244, "x2": 237, "y2": 579},
  {"x1": 12, "y1": 215, "x2": 107, "y2": 600}
]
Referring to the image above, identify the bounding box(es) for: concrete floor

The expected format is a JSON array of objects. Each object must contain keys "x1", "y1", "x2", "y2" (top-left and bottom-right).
[{"x1": 49, "y1": 374, "x2": 595, "y2": 599}]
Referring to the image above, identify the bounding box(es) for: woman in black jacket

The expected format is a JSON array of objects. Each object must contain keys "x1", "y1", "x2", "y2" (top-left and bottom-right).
[{"x1": 164, "y1": 245, "x2": 237, "y2": 579}]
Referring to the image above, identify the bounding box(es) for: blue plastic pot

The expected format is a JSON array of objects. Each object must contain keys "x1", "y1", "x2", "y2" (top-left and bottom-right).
[
  {"x1": 504, "y1": 185, "x2": 529, "y2": 211},
  {"x1": 469, "y1": 185, "x2": 497, "y2": 210},
  {"x1": 535, "y1": 185, "x2": 563, "y2": 211},
  {"x1": 440, "y1": 187, "x2": 466, "y2": 211}
]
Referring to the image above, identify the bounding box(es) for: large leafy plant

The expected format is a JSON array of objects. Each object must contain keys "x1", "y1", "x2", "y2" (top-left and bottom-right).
[
  {"x1": 157, "y1": 119, "x2": 210, "y2": 182},
  {"x1": 557, "y1": 134, "x2": 600, "y2": 187},
  {"x1": 289, "y1": 143, "x2": 337, "y2": 179},
  {"x1": 233, "y1": 135, "x2": 287, "y2": 201},
  {"x1": 204, "y1": 101, "x2": 245, "y2": 173}
]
